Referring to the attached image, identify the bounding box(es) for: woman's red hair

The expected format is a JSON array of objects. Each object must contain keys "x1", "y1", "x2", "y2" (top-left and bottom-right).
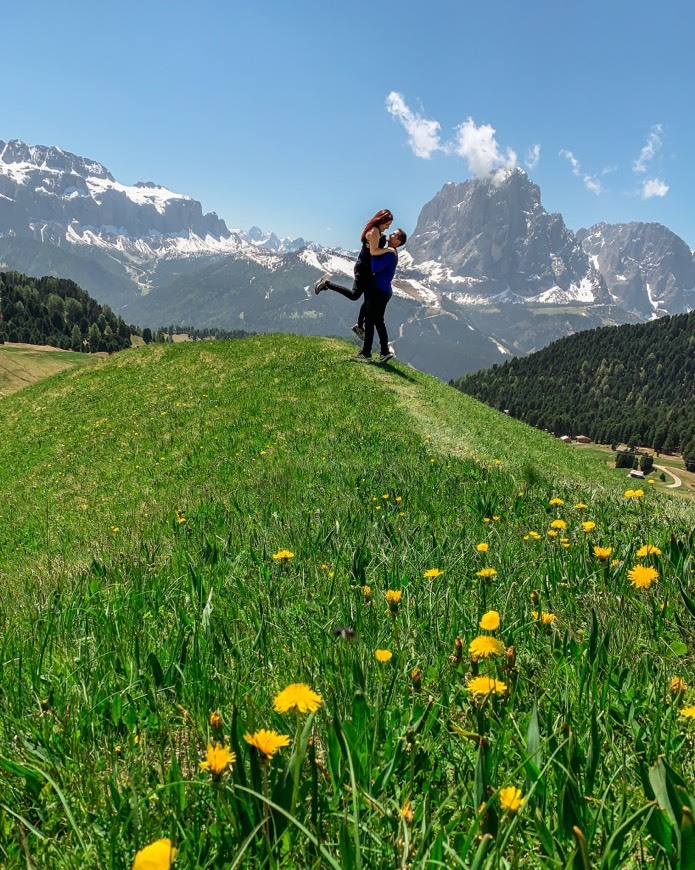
[{"x1": 360, "y1": 208, "x2": 393, "y2": 243}]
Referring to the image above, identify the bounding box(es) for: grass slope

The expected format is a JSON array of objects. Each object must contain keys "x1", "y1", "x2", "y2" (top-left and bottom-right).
[
  {"x1": 0, "y1": 335, "x2": 693, "y2": 868},
  {"x1": 0, "y1": 343, "x2": 99, "y2": 398}
]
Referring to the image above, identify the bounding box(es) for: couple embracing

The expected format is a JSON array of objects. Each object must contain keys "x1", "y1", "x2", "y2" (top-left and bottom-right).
[{"x1": 314, "y1": 208, "x2": 407, "y2": 363}]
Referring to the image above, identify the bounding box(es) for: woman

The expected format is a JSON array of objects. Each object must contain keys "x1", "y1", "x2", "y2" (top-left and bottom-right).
[{"x1": 314, "y1": 208, "x2": 394, "y2": 339}]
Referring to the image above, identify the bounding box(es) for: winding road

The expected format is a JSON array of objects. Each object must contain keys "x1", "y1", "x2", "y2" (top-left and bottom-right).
[{"x1": 653, "y1": 464, "x2": 682, "y2": 489}]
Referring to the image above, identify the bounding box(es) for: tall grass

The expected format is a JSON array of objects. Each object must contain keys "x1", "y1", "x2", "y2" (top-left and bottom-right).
[{"x1": 0, "y1": 335, "x2": 693, "y2": 868}]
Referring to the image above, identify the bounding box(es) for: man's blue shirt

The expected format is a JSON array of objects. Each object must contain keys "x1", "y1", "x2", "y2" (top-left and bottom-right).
[{"x1": 371, "y1": 251, "x2": 397, "y2": 294}]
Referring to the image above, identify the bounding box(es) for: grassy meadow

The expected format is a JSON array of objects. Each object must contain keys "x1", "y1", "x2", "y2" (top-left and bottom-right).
[
  {"x1": 0, "y1": 343, "x2": 100, "y2": 399},
  {"x1": 0, "y1": 334, "x2": 693, "y2": 869}
]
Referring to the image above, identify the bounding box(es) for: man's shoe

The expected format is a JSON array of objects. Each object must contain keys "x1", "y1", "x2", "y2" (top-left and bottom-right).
[
  {"x1": 315, "y1": 274, "x2": 331, "y2": 294},
  {"x1": 378, "y1": 351, "x2": 394, "y2": 363},
  {"x1": 351, "y1": 324, "x2": 365, "y2": 340},
  {"x1": 350, "y1": 352, "x2": 372, "y2": 362}
]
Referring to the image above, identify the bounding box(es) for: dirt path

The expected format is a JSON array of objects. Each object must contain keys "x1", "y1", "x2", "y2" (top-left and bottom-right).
[{"x1": 653, "y1": 464, "x2": 683, "y2": 489}]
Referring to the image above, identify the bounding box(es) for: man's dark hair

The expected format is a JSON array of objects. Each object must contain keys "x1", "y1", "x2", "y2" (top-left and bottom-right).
[{"x1": 395, "y1": 228, "x2": 407, "y2": 245}]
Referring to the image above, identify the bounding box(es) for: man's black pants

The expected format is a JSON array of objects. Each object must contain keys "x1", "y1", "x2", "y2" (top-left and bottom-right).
[{"x1": 362, "y1": 290, "x2": 391, "y2": 357}]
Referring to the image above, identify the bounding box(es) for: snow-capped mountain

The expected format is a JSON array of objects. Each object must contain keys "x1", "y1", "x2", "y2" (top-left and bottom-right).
[
  {"x1": 578, "y1": 221, "x2": 695, "y2": 317},
  {"x1": 0, "y1": 138, "x2": 692, "y2": 379},
  {"x1": 407, "y1": 168, "x2": 611, "y2": 306}
]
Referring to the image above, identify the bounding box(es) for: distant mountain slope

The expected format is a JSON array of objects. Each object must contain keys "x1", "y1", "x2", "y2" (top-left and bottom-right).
[
  {"x1": 578, "y1": 221, "x2": 695, "y2": 316},
  {"x1": 452, "y1": 311, "x2": 695, "y2": 460}
]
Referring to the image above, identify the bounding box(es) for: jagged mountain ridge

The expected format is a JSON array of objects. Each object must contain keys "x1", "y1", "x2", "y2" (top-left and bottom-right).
[
  {"x1": 407, "y1": 168, "x2": 611, "y2": 306},
  {"x1": 578, "y1": 221, "x2": 695, "y2": 317},
  {"x1": 0, "y1": 138, "x2": 693, "y2": 380}
]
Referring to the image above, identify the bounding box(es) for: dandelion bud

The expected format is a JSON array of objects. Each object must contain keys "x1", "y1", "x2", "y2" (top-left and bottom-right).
[
  {"x1": 530, "y1": 589, "x2": 540, "y2": 605},
  {"x1": 411, "y1": 667, "x2": 422, "y2": 690},
  {"x1": 362, "y1": 585, "x2": 371, "y2": 603},
  {"x1": 506, "y1": 645, "x2": 517, "y2": 670},
  {"x1": 470, "y1": 654, "x2": 479, "y2": 676},
  {"x1": 670, "y1": 677, "x2": 687, "y2": 697},
  {"x1": 209, "y1": 710, "x2": 223, "y2": 730},
  {"x1": 401, "y1": 798, "x2": 414, "y2": 824}
]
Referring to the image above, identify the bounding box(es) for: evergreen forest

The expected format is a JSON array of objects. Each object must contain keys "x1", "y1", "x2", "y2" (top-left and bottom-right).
[
  {"x1": 452, "y1": 311, "x2": 695, "y2": 468},
  {"x1": 0, "y1": 271, "x2": 133, "y2": 352}
]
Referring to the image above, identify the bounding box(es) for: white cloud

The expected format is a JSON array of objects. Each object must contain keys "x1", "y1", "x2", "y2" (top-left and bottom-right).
[
  {"x1": 559, "y1": 149, "x2": 602, "y2": 195},
  {"x1": 525, "y1": 144, "x2": 541, "y2": 170},
  {"x1": 451, "y1": 118, "x2": 517, "y2": 179},
  {"x1": 386, "y1": 92, "x2": 441, "y2": 159},
  {"x1": 633, "y1": 124, "x2": 663, "y2": 173},
  {"x1": 641, "y1": 178, "x2": 669, "y2": 198}
]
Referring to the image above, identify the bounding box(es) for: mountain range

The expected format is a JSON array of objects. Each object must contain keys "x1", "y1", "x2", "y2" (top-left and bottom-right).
[{"x1": 1, "y1": 138, "x2": 693, "y2": 380}]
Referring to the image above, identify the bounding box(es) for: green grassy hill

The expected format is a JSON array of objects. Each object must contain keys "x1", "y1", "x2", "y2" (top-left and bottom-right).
[
  {"x1": 0, "y1": 335, "x2": 693, "y2": 868},
  {"x1": 0, "y1": 343, "x2": 100, "y2": 398}
]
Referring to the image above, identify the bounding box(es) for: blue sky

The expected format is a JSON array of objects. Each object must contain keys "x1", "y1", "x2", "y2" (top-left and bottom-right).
[{"x1": 3, "y1": 1, "x2": 693, "y2": 251}]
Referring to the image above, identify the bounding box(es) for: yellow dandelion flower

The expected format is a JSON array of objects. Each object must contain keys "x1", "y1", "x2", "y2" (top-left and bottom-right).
[
  {"x1": 479, "y1": 610, "x2": 500, "y2": 631},
  {"x1": 492, "y1": 515, "x2": 501, "y2": 521},
  {"x1": 549, "y1": 497, "x2": 564, "y2": 506},
  {"x1": 375, "y1": 649, "x2": 393, "y2": 663},
  {"x1": 593, "y1": 546, "x2": 612, "y2": 561},
  {"x1": 581, "y1": 521, "x2": 596, "y2": 532},
  {"x1": 680, "y1": 706, "x2": 695, "y2": 719},
  {"x1": 401, "y1": 798, "x2": 414, "y2": 824},
  {"x1": 624, "y1": 489, "x2": 644, "y2": 499},
  {"x1": 362, "y1": 585, "x2": 371, "y2": 600},
  {"x1": 382, "y1": 493, "x2": 389, "y2": 499},
  {"x1": 273, "y1": 683, "x2": 323, "y2": 715},
  {"x1": 574, "y1": 502, "x2": 588, "y2": 510},
  {"x1": 200, "y1": 743, "x2": 235, "y2": 776},
  {"x1": 385, "y1": 589, "x2": 403, "y2": 612},
  {"x1": 532, "y1": 611, "x2": 557, "y2": 625},
  {"x1": 272, "y1": 549, "x2": 294, "y2": 562},
  {"x1": 550, "y1": 519, "x2": 567, "y2": 530},
  {"x1": 244, "y1": 729, "x2": 291, "y2": 760},
  {"x1": 423, "y1": 568, "x2": 443, "y2": 579},
  {"x1": 467, "y1": 676, "x2": 507, "y2": 697},
  {"x1": 611, "y1": 558, "x2": 620, "y2": 568},
  {"x1": 636, "y1": 544, "x2": 662, "y2": 558},
  {"x1": 468, "y1": 635, "x2": 505, "y2": 658},
  {"x1": 499, "y1": 786, "x2": 524, "y2": 813},
  {"x1": 547, "y1": 530, "x2": 558, "y2": 538},
  {"x1": 628, "y1": 564, "x2": 659, "y2": 589},
  {"x1": 132, "y1": 838, "x2": 177, "y2": 870},
  {"x1": 670, "y1": 677, "x2": 687, "y2": 695},
  {"x1": 395, "y1": 496, "x2": 402, "y2": 502},
  {"x1": 483, "y1": 517, "x2": 492, "y2": 523},
  {"x1": 529, "y1": 530, "x2": 542, "y2": 540},
  {"x1": 476, "y1": 567, "x2": 497, "y2": 579},
  {"x1": 476, "y1": 542, "x2": 490, "y2": 553}
]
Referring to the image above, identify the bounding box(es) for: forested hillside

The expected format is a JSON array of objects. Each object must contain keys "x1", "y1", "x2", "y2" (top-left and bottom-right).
[
  {"x1": 0, "y1": 271, "x2": 133, "y2": 352},
  {"x1": 453, "y1": 311, "x2": 695, "y2": 465}
]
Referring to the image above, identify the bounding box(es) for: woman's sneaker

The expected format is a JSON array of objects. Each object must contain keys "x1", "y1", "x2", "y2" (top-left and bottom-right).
[
  {"x1": 378, "y1": 351, "x2": 394, "y2": 363},
  {"x1": 351, "y1": 324, "x2": 365, "y2": 340},
  {"x1": 315, "y1": 274, "x2": 331, "y2": 294}
]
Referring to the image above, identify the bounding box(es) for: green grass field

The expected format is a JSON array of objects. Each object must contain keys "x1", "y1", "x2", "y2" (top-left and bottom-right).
[
  {"x1": 0, "y1": 342, "x2": 101, "y2": 399},
  {"x1": 0, "y1": 335, "x2": 693, "y2": 868}
]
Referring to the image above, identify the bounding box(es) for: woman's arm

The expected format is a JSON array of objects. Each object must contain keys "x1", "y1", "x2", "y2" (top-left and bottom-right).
[{"x1": 366, "y1": 226, "x2": 394, "y2": 255}]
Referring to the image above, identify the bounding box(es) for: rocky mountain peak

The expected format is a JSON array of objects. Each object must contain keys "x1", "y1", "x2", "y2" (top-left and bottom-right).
[
  {"x1": 578, "y1": 221, "x2": 695, "y2": 316},
  {"x1": 407, "y1": 169, "x2": 609, "y2": 305},
  {"x1": 0, "y1": 139, "x2": 114, "y2": 182}
]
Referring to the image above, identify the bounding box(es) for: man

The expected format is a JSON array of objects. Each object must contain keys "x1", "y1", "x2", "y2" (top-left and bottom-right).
[{"x1": 352, "y1": 228, "x2": 407, "y2": 363}]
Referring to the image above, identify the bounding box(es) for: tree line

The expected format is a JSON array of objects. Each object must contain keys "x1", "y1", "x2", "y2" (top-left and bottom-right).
[
  {"x1": 452, "y1": 311, "x2": 695, "y2": 470},
  {"x1": 0, "y1": 271, "x2": 133, "y2": 353}
]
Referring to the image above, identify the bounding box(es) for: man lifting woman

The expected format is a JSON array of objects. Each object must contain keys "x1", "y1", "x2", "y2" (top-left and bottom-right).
[{"x1": 315, "y1": 208, "x2": 407, "y2": 363}]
